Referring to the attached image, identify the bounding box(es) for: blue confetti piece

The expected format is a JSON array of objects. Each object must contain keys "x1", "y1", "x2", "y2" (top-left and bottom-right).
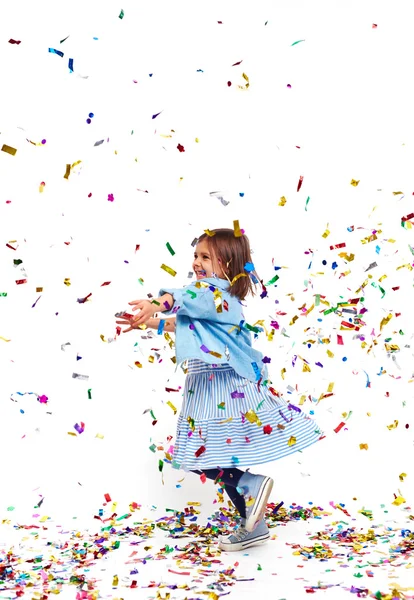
[
  {"x1": 68, "y1": 58, "x2": 74, "y2": 72},
  {"x1": 49, "y1": 48, "x2": 64, "y2": 57}
]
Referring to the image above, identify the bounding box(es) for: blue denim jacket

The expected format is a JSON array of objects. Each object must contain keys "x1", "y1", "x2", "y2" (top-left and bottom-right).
[{"x1": 158, "y1": 277, "x2": 268, "y2": 383}]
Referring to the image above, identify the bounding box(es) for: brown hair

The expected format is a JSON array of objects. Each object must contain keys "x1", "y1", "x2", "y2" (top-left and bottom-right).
[{"x1": 197, "y1": 228, "x2": 263, "y2": 301}]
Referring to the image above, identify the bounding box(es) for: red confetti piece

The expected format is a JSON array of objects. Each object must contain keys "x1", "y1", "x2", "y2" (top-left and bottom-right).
[
  {"x1": 177, "y1": 143, "x2": 185, "y2": 152},
  {"x1": 334, "y1": 422, "x2": 346, "y2": 433},
  {"x1": 372, "y1": 23, "x2": 377, "y2": 28},
  {"x1": 168, "y1": 569, "x2": 191, "y2": 576},
  {"x1": 227, "y1": 81, "x2": 232, "y2": 86},
  {"x1": 232, "y1": 60, "x2": 243, "y2": 66},
  {"x1": 402, "y1": 212, "x2": 414, "y2": 222},
  {"x1": 8, "y1": 39, "x2": 21, "y2": 44},
  {"x1": 330, "y1": 242, "x2": 346, "y2": 250},
  {"x1": 297, "y1": 175, "x2": 304, "y2": 191},
  {"x1": 226, "y1": 438, "x2": 232, "y2": 444},
  {"x1": 200, "y1": 472, "x2": 207, "y2": 483},
  {"x1": 101, "y1": 281, "x2": 111, "y2": 286},
  {"x1": 195, "y1": 445, "x2": 206, "y2": 457},
  {"x1": 337, "y1": 335, "x2": 343, "y2": 345},
  {"x1": 104, "y1": 493, "x2": 111, "y2": 502},
  {"x1": 263, "y1": 424, "x2": 273, "y2": 435}
]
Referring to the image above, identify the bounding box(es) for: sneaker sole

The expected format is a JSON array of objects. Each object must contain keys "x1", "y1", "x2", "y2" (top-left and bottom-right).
[
  {"x1": 218, "y1": 531, "x2": 270, "y2": 552},
  {"x1": 245, "y1": 476, "x2": 274, "y2": 533}
]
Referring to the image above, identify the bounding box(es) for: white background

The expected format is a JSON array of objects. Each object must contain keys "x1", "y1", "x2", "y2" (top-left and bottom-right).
[{"x1": 0, "y1": 0, "x2": 414, "y2": 526}]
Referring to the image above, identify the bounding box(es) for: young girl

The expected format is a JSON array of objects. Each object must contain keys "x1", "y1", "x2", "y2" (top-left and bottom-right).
[{"x1": 117, "y1": 228, "x2": 324, "y2": 552}]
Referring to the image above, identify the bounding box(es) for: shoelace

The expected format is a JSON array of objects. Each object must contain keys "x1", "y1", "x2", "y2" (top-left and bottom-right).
[{"x1": 231, "y1": 526, "x2": 249, "y2": 541}]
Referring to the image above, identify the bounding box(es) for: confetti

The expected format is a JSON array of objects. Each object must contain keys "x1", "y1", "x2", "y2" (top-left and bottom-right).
[
  {"x1": 48, "y1": 48, "x2": 64, "y2": 57},
  {"x1": 166, "y1": 242, "x2": 175, "y2": 255},
  {"x1": 1, "y1": 144, "x2": 17, "y2": 156},
  {"x1": 161, "y1": 264, "x2": 177, "y2": 277}
]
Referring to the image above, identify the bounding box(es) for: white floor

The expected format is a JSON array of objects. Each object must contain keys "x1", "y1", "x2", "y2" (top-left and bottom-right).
[{"x1": 1, "y1": 499, "x2": 414, "y2": 600}]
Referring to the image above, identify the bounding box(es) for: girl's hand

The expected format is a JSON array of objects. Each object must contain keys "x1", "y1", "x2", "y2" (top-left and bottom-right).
[
  {"x1": 128, "y1": 299, "x2": 157, "y2": 327},
  {"x1": 115, "y1": 316, "x2": 138, "y2": 333}
]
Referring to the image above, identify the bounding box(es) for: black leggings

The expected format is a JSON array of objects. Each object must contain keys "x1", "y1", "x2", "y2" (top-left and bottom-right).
[{"x1": 192, "y1": 468, "x2": 247, "y2": 518}]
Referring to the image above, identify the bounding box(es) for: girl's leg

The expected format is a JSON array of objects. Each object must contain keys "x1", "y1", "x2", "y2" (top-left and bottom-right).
[
  {"x1": 222, "y1": 483, "x2": 246, "y2": 518},
  {"x1": 192, "y1": 468, "x2": 247, "y2": 519}
]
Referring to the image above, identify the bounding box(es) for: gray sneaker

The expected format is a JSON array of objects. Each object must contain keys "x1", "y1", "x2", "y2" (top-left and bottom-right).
[{"x1": 218, "y1": 518, "x2": 270, "y2": 552}]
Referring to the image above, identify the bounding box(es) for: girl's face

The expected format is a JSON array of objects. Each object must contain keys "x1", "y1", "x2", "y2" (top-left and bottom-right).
[{"x1": 193, "y1": 240, "x2": 227, "y2": 280}]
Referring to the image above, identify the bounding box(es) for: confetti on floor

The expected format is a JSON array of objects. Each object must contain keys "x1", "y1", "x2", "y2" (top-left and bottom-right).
[{"x1": 1, "y1": 500, "x2": 414, "y2": 599}]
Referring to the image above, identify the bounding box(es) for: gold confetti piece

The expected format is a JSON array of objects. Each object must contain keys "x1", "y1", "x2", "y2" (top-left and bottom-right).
[
  {"x1": 338, "y1": 251, "x2": 355, "y2": 262},
  {"x1": 1, "y1": 144, "x2": 17, "y2": 156},
  {"x1": 289, "y1": 315, "x2": 298, "y2": 326},
  {"x1": 237, "y1": 72, "x2": 250, "y2": 90},
  {"x1": 95, "y1": 433, "x2": 104, "y2": 439},
  {"x1": 63, "y1": 278, "x2": 71, "y2": 286},
  {"x1": 161, "y1": 264, "x2": 177, "y2": 277},
  {"x1": 0, "y1": 336, "x2": 11, "y2": 342},
  {"x1": 350, "y1": 179, "x2": 360, "y2": 186},
  {"x1": 299, "y1": 395, "x2": 306, "y2": 405},
  {"x1": 302, "y1": 362, "x2": 311, "y2": 372},
  {"x1": 279, "y1": 196, "x2": 287, "y2": 206},
  {"x1": 167, "y1": 400, "x2": 177, "y2": 414},
  {"x1": 281, "y1": 368, "x2": 286, "y2": 379},
  {"x1": 359, "y1": 443, "x2": 368, "y2": 450},
  {"x1": 380, "y1": 313, "x2": 392, "y2": 331},
  {"x1": 392, "y1": 496, "x2": 406, "y2": 506},
  {"x1": 218, "y1": 417, "x2": 233, "y2": 424},
  {"x1": 39, "y1": 516, "x2": 49, "y2": 523},
  {"x1": 288, "y1": 436, "x2": 296, "y2": 446},
  {"x1": 387, "y1": 420, "x2": 399, "y2": 430},
  {"x1": 229, "y1": 272, "x2": 247, "y2": 286},
  {"x1": 245, "y1": 409, "x2": 262, "y2": 426},
  {"x1": 399, "y1": 473, "x2": 407, "y2": 481},
  {"x1": 322, "y1": 228, "x2": 330, "y2": 238},
  {"x1": 187, "y1": 501, "x2": 201, "y2": 506},
  {"x1": 393, "y1": 191, "x2": 404, "y2": 195},
  {"x1": 100, "y1": 334, "x2": 107, "y2": 342},
  {"x1": 204, "y1": 229, "x2": 216, "y2": 237},
  {"x1": 385, "y1": 343, "x2": 400, "y2": 352},
  {"x1": 134, "y1": 361, "x2": 142, "y2": 368},
  {"x1": 195, "y1": 137, "x2": 199, "y2": 143},
  {"x1": 213, "y1": 287, "x2": 223, "y2": 313},
  {"x1": 233, "y1": 220, "x2": 243, "y2": 237},
  {"x1": 327, "y1": 349, "x2": 334, "y2": 358},
  {"x1": 64, "y1": 164, "x2": 71, "y2": 179}
]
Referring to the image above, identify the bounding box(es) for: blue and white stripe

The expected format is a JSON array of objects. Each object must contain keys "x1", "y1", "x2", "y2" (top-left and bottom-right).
[{"x1": 171, "y1": 359, "x2": 324, "y2": 471}]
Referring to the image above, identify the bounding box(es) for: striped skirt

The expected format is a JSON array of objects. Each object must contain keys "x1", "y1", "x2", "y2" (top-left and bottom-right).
[{"x1": 171, "y1": 359, "x2": 324, "y2": 472}]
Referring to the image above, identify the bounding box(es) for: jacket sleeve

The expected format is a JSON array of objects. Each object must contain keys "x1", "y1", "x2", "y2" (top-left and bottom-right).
[{"x1": 158, "y1": 283, "x2": 239, "y2": 323}]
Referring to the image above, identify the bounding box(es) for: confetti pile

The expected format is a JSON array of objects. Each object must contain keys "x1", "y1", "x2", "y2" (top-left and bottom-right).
[{"x1": 1, "y1": 499, "x2": 414, "y2": 599}]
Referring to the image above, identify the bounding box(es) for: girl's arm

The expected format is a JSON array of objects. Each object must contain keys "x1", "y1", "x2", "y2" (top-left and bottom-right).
[{"x1": 145, "y1": 316, "x2": 176, "y2": 333}]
